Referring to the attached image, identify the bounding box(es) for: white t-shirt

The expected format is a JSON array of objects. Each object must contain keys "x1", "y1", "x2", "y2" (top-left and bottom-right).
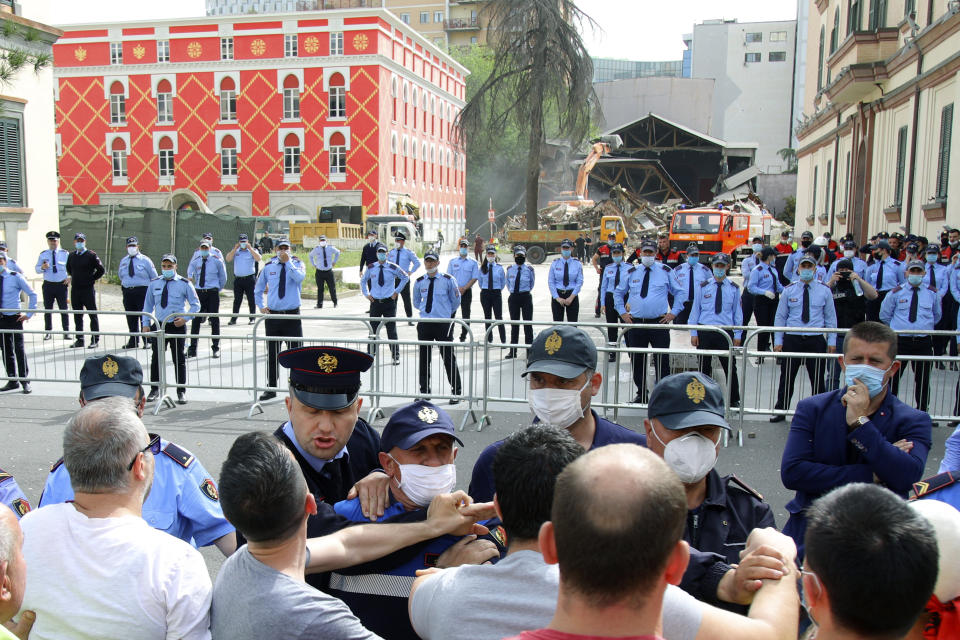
[
  {"x1": 409, "y1": 550, "x2": 702, "y2": 640},
  {"x1": 18, "y1": 503, "x2": 212, "y2": 640}
]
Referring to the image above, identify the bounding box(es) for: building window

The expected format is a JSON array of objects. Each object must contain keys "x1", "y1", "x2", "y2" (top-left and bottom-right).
[
  {"x1": 328, "y1": 73, "x2": 346, "y2": 119},
  {"x1": 221, "y1": 134, "x2": 238, "y2": 177},
  {"x1": 285, "y1": 34, "x2": 298, "y2": 58},
  {"x1": 830, "y1": 9, "x2": 839, "y2": 54},
  {"x1": 745, "y1": 32, "x2": 762, "y2": 43},
  {"x1": 905, "y1": 0, "x2": 916, "y2": 16},
  {"x1": 283, "y1": 133, "x2": 301, "y2": 176},
  {"x1": 744, "y1": 52, "x2": 761, "y2": 63},
  {"x1": 844, "y1": 150, "x2": 851, "y2": 210},
  {"x1": 935, "y1": 103, "x2": 953, "y2": 201},
  {"x1": 402, "y1": 83, "x2": 409, "y2": 126},
  {"x1": 434, "y1": 11, "x2": 442, "y2": 22},
  {"x1": 770, "y1": 31, "x2": 788, "y2": 42},
  {"x1": 400, "y1": 13, "x2": 410, "y2": 24},
  {"x1": 111, "y1": 137, "x2": 128, "y2": 180},
  {"x1": 894, "y1": 126, "x2": 908, "y2": 206},
  {"x1": 330, "y1": 32, "x2": 344, "y2": 56},
  {"x1": 221, "y1": 37, "x2": 234, "y2": 60},
  {"x1": 769, "y1": 51, "x2": 787, "y2": 62},
  {"x1": 110, "y1": 42, "x2": 123, "y2": 65},
  {"x1": 0, "y1": 117, "x2": 24, "y2": 207},
  {"x1": 817, "y1": 26, "x2": 825, "y2": 91},
  {"x1": 391, "y1": 134, "x2": 398, "y2": 178},
  {"x1": 109, "y1": 81, "x2": 126, "y2": 125},
  {"x1": 420, "y1": 11, "x2": 429, "y2": 23},
  {"x1": 220, "y1": 77, "x2": 237, "y2": 121},
  {"x1": 848, "y1": 0, "x2": 862, "y2": 35},
  {"x1": 824, "y1": 160, "x2": 832, "y2": 216},
  {"x1": 157, "y1": 40, "x2": 170, "y2": 63},
  {"x1": 470, "y1": 36, "x2": 478, "y2": 44},
  {"x1": 812, "y1": 166, "x2": 819, "y2": 215},
  {"x1": 158, "y1": 136, "x2": 175, "y2": 178},
  {"x1": 329, "y1": 132, "x2": 346, "y2": 176},
  {"x1": 282, "y1": 75, "x2": 301, "y2": 119},
  {"x1": 868, "y1": 0, "x2": 887, "y2": 30},
  {"x1": 157, "y1": 80, "x2": 174, "y2": 124}
]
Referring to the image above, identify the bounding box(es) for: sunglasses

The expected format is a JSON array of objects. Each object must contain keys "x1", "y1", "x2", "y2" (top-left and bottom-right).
[{"x1": 128, "y1": 433, "x2": 161, "y2": 470}]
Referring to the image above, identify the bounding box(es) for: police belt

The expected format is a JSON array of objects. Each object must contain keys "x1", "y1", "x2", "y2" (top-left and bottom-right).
[
  {"x1": 122, "y1": 285, "x2": 147, "y2": 290},
  {"x1": 195, "y1": 287, "x2": 220, "y2": 292},
  {"x1": 234, "y1": 274, "x2": 255, "y2": 280},
  {"x1": 372, "y1": 297, "x2": 395, "y2": 303},
  {"x1": 328, "y1": 572, "x2": 414, "y2": 599},
  {"x1": 556, "y1": 289, "x2": 574, "y2": 297},
  {"x1": 633, "y1": 315, "x2": 665, "y2": 323},
  {"x1": 268, "y1": 308, "x2": 300, "y2": 314}
]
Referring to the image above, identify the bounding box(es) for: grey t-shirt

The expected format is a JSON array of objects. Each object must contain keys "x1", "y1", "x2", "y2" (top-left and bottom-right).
[
  {"x1": 211, "y1": 546, "x2": 382, "y2": 640},
  {"x1": 409, "y1": 550, "x2": 701, "y2": 640}
]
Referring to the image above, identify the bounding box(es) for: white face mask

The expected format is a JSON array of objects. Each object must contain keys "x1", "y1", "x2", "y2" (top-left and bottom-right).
[
  {"x1": 127, "y1": 246, "x2": 138, "y2": 256},
  {"x1": 390, "y1": 456, "x2": 457, "y2": 507},
  {"x1": 319, "y1": 241, "x2": 327, "y2": 247},
  {"x1": 843, "y1": 250, "x2": 854, "y2": 258},
  {"x1": 528, "y1": 378, "x2": 591, "y2": 430},
  {"x1": 486, "y1": 255, "x2": 496, "y2": 263},
  {"x1": 651, "y1": 423, "x2": 720, "y2": 484},
  {"x1": 640, "y1": 255, "x2": 655, "y2": 267},
  {"x1": 426, "y1": 267, "x2": 438, "y2": 275}
]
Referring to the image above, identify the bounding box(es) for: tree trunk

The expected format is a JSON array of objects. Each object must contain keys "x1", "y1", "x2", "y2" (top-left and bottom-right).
[{"x1": 525, "y1": 98, "x2": 543, "y2": 230}]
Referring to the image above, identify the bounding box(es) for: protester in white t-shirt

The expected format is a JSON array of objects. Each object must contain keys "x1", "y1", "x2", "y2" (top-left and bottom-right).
[
  {"x1": 0, "y1": 506, "x2": 34, "y2": 640},
  {"x1": 16, "y1": 397, "x2": 212, "y2": 640}
]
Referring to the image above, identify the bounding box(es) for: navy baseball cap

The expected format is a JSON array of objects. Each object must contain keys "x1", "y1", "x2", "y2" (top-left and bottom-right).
[
  {"x1": 710, "y1": 253, "x2": 731, "y2": 265},
  {"x1": 199, "y1": 240, "x2": 211, "y2": 248},
  {"x1": 74, "y1": 233, "x2": 86, "y2": 241},
  {"x1": 610, "y1": 243, "x2": 624, "y2": 253},
  {"x1": 648, "y1": 372, "x2": 730, "y2": 432},
  {"x1": 318, "y1": 234, "x2": 327, "y2": 241},
  {"x1": 161, "y1": 254, "x2": 177, "y2": 264},
  {"x1": 424, "y1": 250, "x2": 439, "y2": 261},
  {"x1": 927, "y1": 244, "x2": 941, "y2": 254},
  {"x1": 513, "y1": 245, "x2": 526, "y2": 256},
  {"x1": 375, "y1": 243, "x2": 388, "y2": 252},
  {"x1": 276, "y1": 238, "x2": 291, "y2": 248},
  {"x1": 835, "y1": 258, "x2": 854, "y2": 271},
  {"x1": 877, "y1": 240, "x2": 892, "y2": 252},
  {"x1": 278, "y1": 346, "x2": 373, "y2": 410},
  {"x1": 906, "y1": 260, "x2": 926, "y2": 271},
  {"x1": 46, "y1": 231, "x2": 60, "y2": 239},
  {"x1": 523, "y1": 326, "x2": 597, "y2": 379},
  {"x1": 367, "y1": 230, "x2": 378, "y2": 237},
  {"x1": 843, "y1": 240, "x2": 857, "y2": 250},
  {"x1": 686, "y1": 243, "x2": 699, "y2": 254},
  {"x1": 80, "y1": 354, "x2": 143, "y2": 401},
  {"x1": 798, "y1": 253, "x2": 817, "y2": 266},
  {"x1": 641, "y1": 239, "x2": 657, "y2": 251},
  {"x1": 239, "y1": 233, "x2": 249, "y2": 241},
  {"x1": 801, "y1": 230, "x2": 814, "y2": 239},
  {"x1": 380, "y1": 400, "x2": 463, "y2": 453},
  {"x1": 202, "y1": 233, "x2": 213, "y2": 240},
  {"x1": 560, "y1": 238, "x2": 573, "y2": 248},
  {"x1": 126, "y1": 236, "x2": 138, "y2": 246},
  {"x1": 459, "y1": 238, "x2": 469, "y2": 247}
]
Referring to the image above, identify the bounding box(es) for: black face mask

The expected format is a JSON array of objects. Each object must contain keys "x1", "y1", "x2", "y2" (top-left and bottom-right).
[
  {"x1": 515, "y1": 256, "x2": 525, "y2": 265},
  {"x1": 873, "y1": 252, "x2": 883, "y2": 260},
  {"x1": 838, "y1": 272, "x2": 851, "y2": 279},
  {"x1": 800, "y1": 240, "x2": 812, "y2": 248}
]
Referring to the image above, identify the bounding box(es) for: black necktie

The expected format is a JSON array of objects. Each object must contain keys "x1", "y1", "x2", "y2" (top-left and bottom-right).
[
  {"x1": 715, "y1": 281, "x2": 723, "y2": 313},
  {"x1": 160, "y1": 279, "x2": 169, "y2": 308},
  {"x1": 278, "y1": 262, "x2": 287, "y2": 299},
  {"x1": 563, "y1": 260, "x2": 569, "y2": 288},
  {"x1": 425, "y1": 277, "x2": 435, "y2": 313},
  {"x1": 488, "y1": 265, "x2": 493, "y2": 289},
  {"x1": 640, "y1": 267, "x2": 650, "y2": 298},
  {"x1": 931, "y1": 267, "x2": 936, "y2": 289},
  {"x1": 0, "y1": 271, "x2": 5, "y2": 306},
  {"x1": 514, "y1": 266, "x2": 522, "y2": 293},
  {"x1": 128, "y1": 255, "x2": 135, "y2": 277},
  {"x1": 688, "y1": 266, "x2": 695, "y2": 300},
  {"x1": 801, "y1": 284, "x2": 810, "y2": 323},
  {"x1": 768, "y1": 266, "x2": 776, "y2": 289},
  {"x1": 52, "y1": 251, "x2": 58, "y2": 274},
  {"x1": 199, "y1": 257, "x2": 207, "y2": 288},
  {"x1": 909, "y1": 287, "x2": 919, "y2": 322},
  {"x1": 877, "y1": 262, "x2": 884, "y2": 289},
  {"x1": 614, "y1": 264, "x2": 621, "y2": 287},
  {"x1": 378, "y1": 265, "x2": 385, "y2": 287},
  {"x1": 322, "y1": 248, "x2": 328, "y2": 268}
]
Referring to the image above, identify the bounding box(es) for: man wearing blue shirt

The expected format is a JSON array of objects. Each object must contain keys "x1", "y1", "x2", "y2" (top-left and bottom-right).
[
  {"x1": 0, "y1": 253, "x2": 36, "y2": 395},
  {"x1": 880, "y1": 260, "x2": 941, "y2": 413},
  {"x1": 255, "y1": 238, "x2": 306, "y2": 401},
  {"x1": 478, "y1": 246, "x2": 507, "y2": 344},
  {"x1": 0, "y1": 241, "x2": 23, "y2": 275},
  {"x1": 671, "y1": 244, "x2": 712, "y2": 324},
  {"x1": 388, "y1": 232, "x2": 420, "y2": 321},
  {"x1": 35, "y1": 230, "x2": 70, "y2": 340},
  {"x1": 769, "y1": 253, "x2": 838, "y2": 422},
  {"x1": 186, "y1": 240, "x2": 228, "y2": 360},
  {"x1": 505, "y1": 245, "x2": 535, "y2": 359},
  {"x1": 226, "y1": 233, "x2": 261, "y2": 324},
  {"x1": 826, "y1": 240, "x2": 868, "y2": 280},
  {"x1": 309, "y1": 234, "x2": 340, "y2": 310},
  {"x1": 599, "y1": 243, "x2": 629, "y2": 356},
  {"x1": 689, "y1": 254, "x2": 743, "y2": 407},
  {"x1": 142, "y1": 254, "x2": 200, "y2": 405},
  {"x1": 447, "y1": 238, "x2": 480, "y2": 341},
  {"x1": 739, "y1": 238, "x2": 763, "y2": 326},
  {"x1": 361, "y1": 243, "x2": 408, "y2": 365},
  {"x1": 117, "y1": 236, "x2": 157, "y2": 350},
  {"x1": 783, "y1": 230, "x2": 815, "y2": 282},
  {"x1": 865, "y1": 240, "x2": 904, "y2": 321},
  {"x1": 413, "y1": 251, "x2": 462, "y2": 403},
  {"x1": 0, "y1": 469, "x2": 30, "y2": 518},
  {"x1": 747, "y1": 247, "x2": 784, "y2": 357},
  {"x1": 548, "y1": 239, "x2": 583, "y2": 322},
  {"x1": 190, "y1": 232, "x2": 224, "y2": 263}
]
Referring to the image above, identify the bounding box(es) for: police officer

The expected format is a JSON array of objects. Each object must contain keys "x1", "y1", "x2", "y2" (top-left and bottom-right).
[
  {"x1": 614, "y1": 239, "x2": 684, "y2": 404},
  {"x1": 505, "y1": 245, "x2": 535, "y2": 359},
  {"x1": 591, "y1": 232, "x2": 617, "y2": 316},
  {"x1": 881, "y1": 260, "x2": 941, "y2": 413},
  {"x1": 359, "y1": 230, "x2": 380, "y2": 276},
  {"x1": 186, "y1": 239, "x2": 227, "y2": 359},
  {"x1": 478, "y1": 245, "x2": 506, "y2": 344},
  {"x1": 39, "y1": 354, "x2": 236, "y2": 555},
  {"x1": 226, "y1": 233, "x2": 260, "y2": 325},
  {"x1": 599, "y1": 242, "x2": 628, "y2": 358},
  {"x1": 783, "y1": 230, "x2": 815, "y2": 279},
  {"x1": 447, "y1": 238, "x2": 480, "y2": 341},
  {"x1": 388, "y1": 232, "x2": 420, "y2": 321},
  {"x1": 309, "y1": 234, "x2": 340, "y2": 310},
  {"x1": 787, "y1": 246, "x2": 827, "y2": 283},
  {"x1": 643, "y1": 371, "x2": 774, "y2": 610},
  {"x1": 865, "y1": 240, "x2": 904, "y2": 321},
  {"x1": 924, "y1": 244, "x2": 956, "y2": 367},
  {"x1": 35, "y1": 230, "x2": 70, "y2": 340},
  {"x1": 0, "y1": 252, "x2": 35, "y2": 394},
  {"x1": 0, "y1": 242, "x2": 22, "y2": 274},
  {"x1": 190, "y1": 232, "x2": 224, "y2": 263},
  {"x1": 671, "y1": 243, "x2": 711, "y2": 324},
  {"x1": 549, "y1": 238, "x2": 583, "y2": 322},
  {"x1": 117, "y1": 236, "x2": 157, "y2": 350},
  {"x1": 255, "y1": 238, "x2": 305, "y2": 401},
  {"x1": 361, "y1": 242, "x2": 407, "y2": 365},
  {"x1": 413, "y1": 250, "x2": 462, "y2": 403},
  {"x1": 827, "y1": 240, "x2": 868, "y2": 280},
  {"x1": 769, "y1": 253, "x2": 838, "y2": 422},
  {"x1": 826, "y1": 258, "x2": 877, "y2": 393},
  {"x1": 739, "y1": 237, "x2": 763, "y2": 326},
  {"x1": 747, "y1": 247, "x2": 784, "y2": 358},
  {"x1": 142, "y1": 254, "x2": 199, "y2": 405},
  {"x1": 66, "y1": 232, "x2": 105, "y2": 349},
  {"x1": 690, "y1": 253, "x2": 743, "y2": 407},
  {"x1": 0, "y1": 469, "x2": 30, "y2": 519}
]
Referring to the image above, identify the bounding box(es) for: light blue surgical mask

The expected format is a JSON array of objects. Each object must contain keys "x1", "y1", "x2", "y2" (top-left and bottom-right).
[
  {"x1": 377, "y1": 252, "x2": 387, "y2": 262},
  {"x1": 612, "y1": 255, "x2": 623, "y2": 263},
  {"x1": 75, "y1": 242, "x2": 85, "y2": 251},
  {"x1": 926, "y1": 253, "x2": 938, "y2": 263},
  {"x1": 459, "y1": 247, "x2": 468, "y2": 256},
  {"x1": 200, "y1": 250, "x2": 210, "y2": 258},
  {"x1": 843, "y1": 363, "x2": 891, "y2": 398},
  {"x1": 562, "y1": 250, "x2": 571, "y2": 258},
  {"x1": 162, "y1": 269, "x2": 175, "y2": 279},
  {"x1": 752, "y1": 243, "x2": 763, "y2": 252},
  {"x1": 713, "y1": 267, "x2": 727, "y2": 279},
  {"x1": 687, "y1": 255, "x2": 699, "y2": 266},
  {"x1": 798, "y1": 268, "x2": 815, "y2": 282},
  {"x1": 907, "y1": 274, "x2": 924, "y2": 287}
]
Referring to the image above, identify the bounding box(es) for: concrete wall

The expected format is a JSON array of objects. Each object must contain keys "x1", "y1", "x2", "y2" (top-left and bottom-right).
[
  {"x1": 594, "y1": 77, "x2": 715, "y2": 134},
  {"x1": 757, "y1": 173, "x2": 797, "y2": 217}
]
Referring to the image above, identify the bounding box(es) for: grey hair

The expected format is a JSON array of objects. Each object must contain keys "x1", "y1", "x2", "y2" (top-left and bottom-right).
[
  {"x1": 0, "y1": 509, "x2": 15, "y2": 566},
  {"x1": 63, "y1": 396, "x2": 149, "y2": 494}
]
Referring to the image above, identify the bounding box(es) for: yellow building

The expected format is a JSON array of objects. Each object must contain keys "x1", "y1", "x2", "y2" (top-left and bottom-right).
[
  {"x1": 795, "y1": 0, "x2": 960, "y2": 241},
  {"x1": 384, "y1": 0, "x2": 489, "y2": 49}
]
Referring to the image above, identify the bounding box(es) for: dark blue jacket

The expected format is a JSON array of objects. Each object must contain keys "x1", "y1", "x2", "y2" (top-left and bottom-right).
[{"x1": 781, "y1": 388, "x2": 931, "y2": 559}]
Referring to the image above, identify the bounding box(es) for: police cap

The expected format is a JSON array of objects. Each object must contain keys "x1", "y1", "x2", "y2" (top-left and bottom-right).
[
  {"x1": 395, "y1": 232, "x2": 407, "y2": 241},
  {"x1": 710, "y1": 253, "x2": 731, "y2": 266},
  {"x1": 523, "y1": 326, "x2": 597, "y2": 379},
  {"x1": 843, "y1": 240, "x2": 857, "y2": 250},
  {"x1": 424, "y1": 249, "x2": 440, "y2": 261},
  {"x1": 459, "y1": 238, "x2": 470, "y2": 247},
  {"x1": 74, "y1": 232, "x2": 86, "y2": 241},
  {"x1": 45, "y1": 231, "x2": 60, "y2": 240},
  {"x1": 202, "y1": 233, "x2": 213, "y2": 240},
  {"x1": 161, "y1": 254, "x2": 177, "y2": 264},
  {"x1": 380, "y1": 400, "x2": 463, "y2": 453},
  {"x1": 275, "y1": 238, "x2": 291, "y2": 248},
  {"x1": 835, "y1": 258, "x2": 854, "y2": 271},
  {"x1": 801, "y1": 230, "x2": 814, "y2": 239},
  {"x1": 126, "y1": 236, "x2": 138, "y2": 246},
  {"x1": 239, "y1": 233, "x2": 249, "y2": 241},
  {"x1": 80, "y1": 354, "x2": 143, "y2": 401},
  {"x1": 513, "y1": 245, "x2": 526, "y2": 256},
  {"x1": 199, "y1": 240, "x2": 211, "y2": 248},
  {"x1": 375, "y1": 242, "x2": 388, "y2": 252},
  {"x1": 560, "y1": 238, "x2": 573, "y2": 248},
  {"x1": 641, "y1": 238, "x2": 657, "y2": 252},
  {"x1": 686, "y1": 243, "x2": 700, "y2": 254},
  {"x1": 485, "y1": 245, "x2": 497, "y2": 254},
  {"x1": 927, "y1": 244, "x2": 941, "y2": 254},
  {"x1": 906, "y1": 243, "x2": 919, "y2": 254},
  {"x1": 798, "y1": 253, "x2": 817, "y2": 266},
  {"x1": 648, "y1": 372, "x2": 731, "y2": 432},
  {"x1": 877, "y1": 240, "x2": 892, "y2": 252},
  {"x1": 318, "y1": 235, "x2": 327, "y2": 241},
  {"x1": 278, "y1": 346, "x2": 373, "y2": 410},
  {"x1": 905, "y1": 259, "x2": 926, "y2": 272},
  {"x1": 610, "y1": 243, "x2": 624, "y2": 253}
]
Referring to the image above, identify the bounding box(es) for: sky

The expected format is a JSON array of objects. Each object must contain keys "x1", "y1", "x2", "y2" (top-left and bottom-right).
[{"x1": 49, "y1": 0, "x2": 798, "y2": 61}]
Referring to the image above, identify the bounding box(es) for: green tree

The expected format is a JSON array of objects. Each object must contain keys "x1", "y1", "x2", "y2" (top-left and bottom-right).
[
  {"x1": 0, "y1": 19, "x2": 51, "y2": 89},
  {"x1": 455, "y1": 0, "x2": 596, "y2": 230},
  {"x1": 778, "y1": 147, "x2": 798, "y2": 174}
]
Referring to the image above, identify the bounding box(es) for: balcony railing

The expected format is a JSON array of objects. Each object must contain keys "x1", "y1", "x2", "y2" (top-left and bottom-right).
[
  {"x1": 295, "y1": 0, "x2": 384, "y2": 9},
  {"x1": 444, "y1": 17, "x2": 480, "y2": 31}
]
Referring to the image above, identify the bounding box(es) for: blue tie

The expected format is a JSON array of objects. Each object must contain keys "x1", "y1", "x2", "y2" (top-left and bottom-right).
[
  {"x1": 52, "y1": 251, "x2": 58, "y2": 274},
  {"x1": 278, "y1": 262, "x2": 287, "y2": 299},
  {"x1": 160, "y1": 279, "x2": 169, "y2": 308}
]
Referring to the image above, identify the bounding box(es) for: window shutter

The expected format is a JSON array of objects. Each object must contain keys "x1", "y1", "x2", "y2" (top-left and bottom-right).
[
  {"x1": 0, "y1": 118, "x2": 24, "y2": 207},
  {"x1": 937, "y1": 104, "x2": 953, "y2": 200},
  {"x1": 895, "y1": 126, "x2": 908, "y2": 206}
]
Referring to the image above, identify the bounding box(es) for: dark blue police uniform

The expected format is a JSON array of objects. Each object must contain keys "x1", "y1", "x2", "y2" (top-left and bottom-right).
[
  {"x1": 910, "y1": 470, "x2": 960, "y2": 510},
  {"x1": 0, "y1": 468, "x2": 30, "y2": 519}
]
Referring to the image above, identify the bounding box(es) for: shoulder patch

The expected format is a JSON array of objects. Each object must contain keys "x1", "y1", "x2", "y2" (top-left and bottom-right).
[
  {"x1": 727, "y1": 475, "x2": 764, "y2": 501},
  {"x1": 910, "y1": 471, "x2": 955, "y2": 500},
  {"x1": 11, "y1": 498, "x2": 29, "y2": 517},
  {"x1": 162, "y1": 442, "x2": 195, "y2": 468},
  {"x1": 627, "y1": 266, "x2": 637, "y2": 274},
  {"x1": 929, "y1": 285, "x2": 938, "y2": 292},
  {"x1": 700, "y1": 280, "x2": 710, "y2": 286},
  {"x1": 490, "y1": 525, "x2": 508, "y2": 548},
  {"x1": 441, "y1": 273, "x2": 453, "y2": 279},
  {"x1": 200, "y1": 478, "x2": 219, "y2": 501},
  {"x1": 728, "y1": 280, "x2": 740, "y2": 289},
  {"x1": 0, "y1": 469, "x2": 9, "y2": 483},
  {"x1": 416, "y1": 274, "x2": 425, "y2": 282},
  {"x1": 50, "y1": 457, "x2": 64, "y2": 473},
  {"x1": 891, "y1": 285, "x2": 903, "y2": 293}
]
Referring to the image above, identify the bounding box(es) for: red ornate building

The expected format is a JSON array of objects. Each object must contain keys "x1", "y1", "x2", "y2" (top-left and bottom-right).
[{"x1": 53, "y1": 8, "x2": 467, "y2": 242}]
